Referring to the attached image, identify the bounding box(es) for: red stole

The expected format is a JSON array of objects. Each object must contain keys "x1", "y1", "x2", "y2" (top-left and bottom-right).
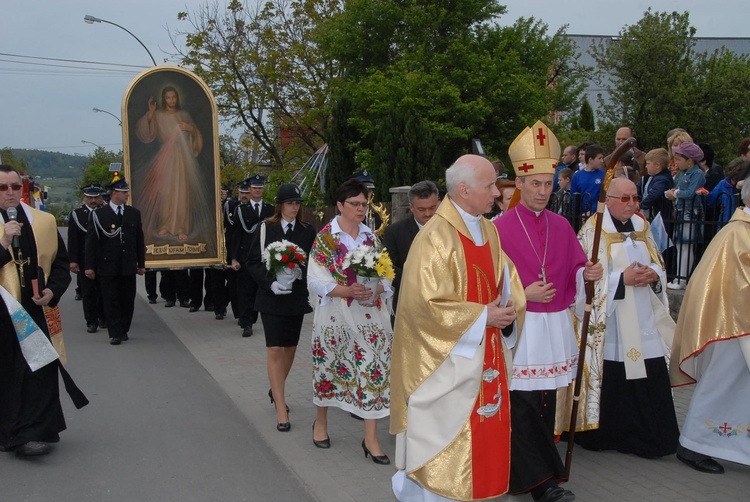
[{"x1": 459, "y1": 233, "x2": 511, "y2": 498}]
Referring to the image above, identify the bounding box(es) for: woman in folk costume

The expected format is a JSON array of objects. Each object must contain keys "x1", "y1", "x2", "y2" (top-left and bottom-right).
[
  {"x1": 560, "y1": 177, "x2": 679, "y2": 458},
  {"x1": 246, "y1": 183, "x2": 316, "y2": 433},
  {"x1": 307, "y1": 178, "x2": 393, "y2": 464}
]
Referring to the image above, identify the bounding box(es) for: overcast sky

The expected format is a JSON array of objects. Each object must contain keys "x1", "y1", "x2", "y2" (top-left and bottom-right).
[{"x1": 0, "y1": 0, "x2": 745, "y2": 156}]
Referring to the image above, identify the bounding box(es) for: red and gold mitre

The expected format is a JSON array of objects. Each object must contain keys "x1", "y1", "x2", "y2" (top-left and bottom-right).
[{"x1": 508, "y1": 120, "x2": 560, "y2": 177}]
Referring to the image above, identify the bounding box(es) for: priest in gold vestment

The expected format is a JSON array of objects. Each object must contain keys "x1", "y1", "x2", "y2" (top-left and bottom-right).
[
  {"x1": 670, "y1": 177, "x2": 750, "y2": 475},
  {"x1": 390, "y1": 155, "x2": 526, "y2": 501}
]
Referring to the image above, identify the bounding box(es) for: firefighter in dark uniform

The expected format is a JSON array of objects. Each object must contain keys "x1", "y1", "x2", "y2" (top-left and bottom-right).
[
  {"x1": 231, "y1": 175, "x2": 274, "y2": 337},
  {"x1": 209, "y1": 186, "x2": 236, "y2": 320},
  {"x1": 84, "y1": 178, "x2": 146, "y2": 346},
  {"x1": 68, "y1": 184, "x2": 106, "y2": 333}
]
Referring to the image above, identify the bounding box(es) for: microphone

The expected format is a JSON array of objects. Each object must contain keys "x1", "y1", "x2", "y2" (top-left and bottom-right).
[{"x1": 7, "y1": 206, "x2": 19, "y2": 248}]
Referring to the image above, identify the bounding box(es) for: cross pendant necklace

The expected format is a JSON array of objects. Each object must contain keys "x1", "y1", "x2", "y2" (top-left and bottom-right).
[
  {"x1": 516, "y1": 208, "x2": 549, "y2": 284},
  {"x1": 13, "y1": 248, "x2": 31, "y2": 287}
]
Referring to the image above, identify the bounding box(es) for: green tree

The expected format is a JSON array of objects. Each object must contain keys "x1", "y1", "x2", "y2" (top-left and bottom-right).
[
  {"x1": 325, "y1": 96, "x2": 359, "y2": 204},
  {"x1": 590, "y1": 9, "x2": 697, "y2": 152},
  {"x1": 318, "y1": 1, "x2": 583, "y2": 169},
  {"x1": 579, "y1": 98, "x2": 595, "y2": 131},
  {"x1": 370, "y1": 107, "x2": 440, "y2": 201},
  {"x1": 0, "y1": 148, "x2": 29, "y2": 172},
  {"x1": 173, "y1": 0, "x2": 340, "y2": 170},
  {"x1": 688, "y1": 49, "x2": 750, "y2": 162},
  {"x1": 79, "y1": 148, "x2": 122, "y2": 195}
]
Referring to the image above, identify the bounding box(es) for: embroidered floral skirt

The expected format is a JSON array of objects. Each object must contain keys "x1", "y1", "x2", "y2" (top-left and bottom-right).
[{"x1": 311, "y1": 300, "x2": 392, "y2": 419}]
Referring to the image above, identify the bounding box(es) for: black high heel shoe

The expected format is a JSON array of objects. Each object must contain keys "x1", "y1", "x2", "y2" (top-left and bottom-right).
[
  {"x1": 361, "y1": 440, "x2": 390, "y2": 465},
  {"x1": 268, "y1": 389, "x2": 289, "y2": 413},
  {"x1": 277, "y1": 422, "x2": 291, "y2": 432},
  {"x1": 312, "y1": 421, "x2": 330, "y2": 449}
]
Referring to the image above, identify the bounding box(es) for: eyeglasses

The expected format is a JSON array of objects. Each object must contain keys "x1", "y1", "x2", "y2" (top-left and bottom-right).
[
  {"x1": 0, "y1": 183, "x2": 23, "y2": 192},
  {"x1": 343, "y1": 200, "x2": 368, "y2": 208},
  {"x1": 607, "y1": 194, "x2": 640, "y2": 203}
]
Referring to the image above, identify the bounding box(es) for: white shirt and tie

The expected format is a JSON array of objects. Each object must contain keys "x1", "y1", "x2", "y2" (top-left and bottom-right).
[{"x1": 109, "y1": 201, "x2": 124, "y2": 216}]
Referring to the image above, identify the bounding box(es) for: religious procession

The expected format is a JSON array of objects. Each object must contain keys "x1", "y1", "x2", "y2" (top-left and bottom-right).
[{"x1": 3, "y1": 113, "x2": 749, "y2": 502}]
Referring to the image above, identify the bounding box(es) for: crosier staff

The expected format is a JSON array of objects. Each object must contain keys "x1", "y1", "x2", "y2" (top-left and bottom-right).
[{"x1": 564, "y1": 136, "x2": 637, "y2": 477}]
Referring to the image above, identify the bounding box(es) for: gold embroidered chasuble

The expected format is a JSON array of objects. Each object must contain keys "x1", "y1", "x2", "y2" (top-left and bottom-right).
[
  {"x1": 390, "y1": 196, "x2": 526, "y2": 501},
  {"x1": 670, "y1": 208, "x2": 750, "y2": 386},
  {"x1": 556, "y1": 210, "x2": 674, "y2": 433},
  {"x1": 0, "y1": 203, "x2": 66, "y2": 363}
]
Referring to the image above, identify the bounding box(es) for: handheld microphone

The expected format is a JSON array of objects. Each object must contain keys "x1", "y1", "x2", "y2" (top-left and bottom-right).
[{"x1": 7, "y1": 206, "x2": 19, "y2": 248}]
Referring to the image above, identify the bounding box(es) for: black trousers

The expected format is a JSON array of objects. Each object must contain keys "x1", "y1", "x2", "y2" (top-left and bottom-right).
[
  {"x1": 236, "y1": 268, "x2": 259, "y2": 327},
  {"x1": 207, "y1": 268, "x2": 226, "y2": 313},
  {"x1": 509, "y1": 390, "x2": 566, "y2": 495},
  {"x1": 159, "y1": 270, "x2": 189, "y2": 303},
  {"x1": 79, "y1": 272, "x2": 104, "y2": 325},
  {"x1": 188, "y1": 268, "x2": 212, "y2": 308},
  {"x1": 145, "y1": 270, "x2": 157, "y2": 300},
  {"x1": 99, "y1": 274, "x2": 136, "y2": 340},
  {"x1": 225, "y1": 269, "x2": 239, "y2": 318}
]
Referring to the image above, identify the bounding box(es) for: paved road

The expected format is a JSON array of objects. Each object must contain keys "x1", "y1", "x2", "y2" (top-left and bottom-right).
[
  {"x1": 3, "y1": 237, "x2": 750, "y2": 501},
  {"x1": 1, "y1": 279, "x2": 314, "y2": 502}
]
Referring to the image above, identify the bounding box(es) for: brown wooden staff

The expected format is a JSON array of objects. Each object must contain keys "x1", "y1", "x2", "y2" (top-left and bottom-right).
[{"x1": 564, "y1": 136, "x2": 637, "y2": 477}]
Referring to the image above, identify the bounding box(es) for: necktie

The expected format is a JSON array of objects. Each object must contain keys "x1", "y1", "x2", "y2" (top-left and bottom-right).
[
  {"x1": 117, "y1": 206, "x2": 123, "y2": 216},
  {"x1": 255, "y1": 203, "x2": 261, "y2": 217},
  {"x1": 285, "y1": 222, "x2": 292, "y2": 235}
]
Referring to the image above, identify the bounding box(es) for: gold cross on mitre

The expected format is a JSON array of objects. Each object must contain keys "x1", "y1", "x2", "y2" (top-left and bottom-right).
[{"x1": 508, "y1": 120, "x2": 561, "y2": 178}]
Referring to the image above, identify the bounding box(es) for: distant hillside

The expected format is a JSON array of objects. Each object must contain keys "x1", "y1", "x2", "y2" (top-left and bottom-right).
[{"x1": 10, "y1": 149, "x2": 89, "y2": 179}]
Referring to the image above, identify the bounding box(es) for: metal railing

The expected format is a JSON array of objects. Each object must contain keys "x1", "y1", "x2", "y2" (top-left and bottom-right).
[{"x1": 549, "y1": 190, "x2": 741, "y2": 283}]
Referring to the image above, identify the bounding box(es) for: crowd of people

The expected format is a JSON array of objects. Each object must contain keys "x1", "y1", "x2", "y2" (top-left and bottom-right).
[
  {"x1": 552, "y1": 127, "x2": 750, "y2": 291},
  {"x1": 1, "y1": 121, "x2": 748, "y2": 502}
]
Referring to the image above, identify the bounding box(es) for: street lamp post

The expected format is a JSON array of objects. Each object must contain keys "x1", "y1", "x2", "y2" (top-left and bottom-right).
[
  {"x1": 83, "y1": 14, "x2": 157, "y2": 66},
  {"x1": 93, "y1": 107, "x2": 122, "y2": 126},
  {"x1": 81, "y1": 139, "x2": 102, "y2": 149}
]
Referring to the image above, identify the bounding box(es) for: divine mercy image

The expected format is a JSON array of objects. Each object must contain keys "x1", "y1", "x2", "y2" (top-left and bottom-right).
[{"x1": 123, "y1": 66, "x2": 222, "y2": 266}]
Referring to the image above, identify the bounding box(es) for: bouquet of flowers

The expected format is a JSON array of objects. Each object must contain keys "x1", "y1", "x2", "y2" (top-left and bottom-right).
[
  {"x1": 263, "y1": 240, "x2": 307, "y2": 288},
  {"x1": 342, "y1": 245, "x2": 395, "y2": 281}
]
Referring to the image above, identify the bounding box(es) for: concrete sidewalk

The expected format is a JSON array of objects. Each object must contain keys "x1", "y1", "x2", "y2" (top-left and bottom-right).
[{"x1": 141, "y1": 280, "x2": 750, "y2": 502}]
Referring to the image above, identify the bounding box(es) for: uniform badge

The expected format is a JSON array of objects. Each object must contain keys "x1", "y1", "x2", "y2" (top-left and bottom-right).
[{"x1": 111, "y1": 224, "x2": 116, "y2": 229}]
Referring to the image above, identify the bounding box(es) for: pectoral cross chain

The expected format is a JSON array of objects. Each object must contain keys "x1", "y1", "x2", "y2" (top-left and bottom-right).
[{"x1": 14, "y1": 249, "x2": 31, "y2": 287}]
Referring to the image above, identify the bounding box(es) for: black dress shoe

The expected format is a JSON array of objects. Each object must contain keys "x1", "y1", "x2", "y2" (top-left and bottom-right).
[
  {"x1": 15, "y1": 441, "x2": 50, "y2": 457},
  {"x1": 189, "y1": 306, "x2": 199, "y2": 312},
  {"x1": 312, "y1": 421, "x2": 330, "y2": 449},
  {"x1": 110, "y1": 337, "x2": 121, "y2": 346},
  {"x1": 242, "y1": 326, "x2": 253, "y2": 337},
  {"x1": 86, "y1": 323, "x2": 98, "y2": 333},
  {"x1": 165, "y1": 300, "x2": 176, "y2": 308},
  {"x1": 204, "y1": 304, "x2": 214, "y2": 312},
  {"x1": 361, "y1": 440, "x2": 390, "y2": 465},
  {"x1": 534, "y1": 486, "x2": 575, "y2": 502},
  {"x1": 0, "y1": 444, "x2": 15, "y2": 452},
  {"x1": 215, "y1": 312, "x2": 225, "y2": 320},
  {"x1": 676, "y1": 445, "x2": 725, "y2": 474},
  {"x1": 120, "y1": 334, "x2": 129, "y2": 342},
  {"x1": 179, "y1": 300, "x2": 191, "y2": 308},
  {"x1": 148, "y1": 298, "x2": 157, "y2": 304},
  {"x1": 75, "y1": 294, "x2": 82, "y2": 301},
  {"x1": 98, "y1": 319, "x2": 107, "y2": 329},
  {"x1": 277, "y1": 422, "x2": 291, "y2": 432}
]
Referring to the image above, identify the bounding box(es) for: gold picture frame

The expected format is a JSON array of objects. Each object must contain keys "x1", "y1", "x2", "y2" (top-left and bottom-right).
[{"x1": 122, "y1": 65, "x2": 224, "y2": 268}]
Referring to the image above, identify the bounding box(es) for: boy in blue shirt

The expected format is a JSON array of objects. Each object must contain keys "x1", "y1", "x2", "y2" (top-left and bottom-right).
[{"x1": 570, "y1": 144, "x2": 605, "y2": 215}]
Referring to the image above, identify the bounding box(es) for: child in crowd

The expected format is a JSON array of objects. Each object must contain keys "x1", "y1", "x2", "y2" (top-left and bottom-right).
[
  {"x1": 665, "y1": 142, "x2": 706, "y2": 289},
  {"x1": 570, "y1": 144, "x2": 605, "y2": 215},
  {"x1": 554, "y1": 168, "x2": 573, "y2": 215},
  {"x1": 639, "y1": 148, "x2": 674, "y2": 220}
]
